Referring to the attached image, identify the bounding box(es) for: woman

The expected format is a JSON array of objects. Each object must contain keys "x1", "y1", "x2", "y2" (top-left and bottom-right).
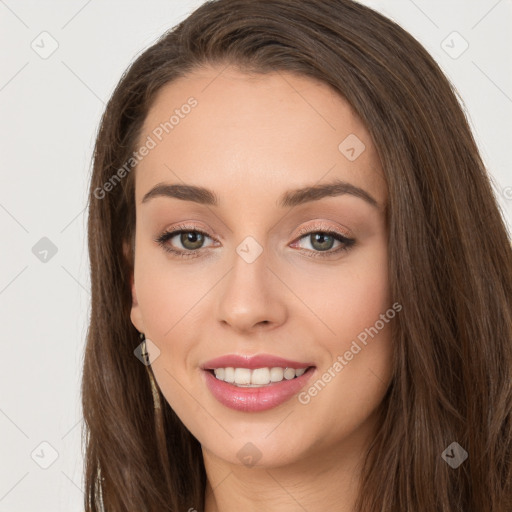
[{"x1": 82, "y1": 0, "x2": 512, "y2": 510}]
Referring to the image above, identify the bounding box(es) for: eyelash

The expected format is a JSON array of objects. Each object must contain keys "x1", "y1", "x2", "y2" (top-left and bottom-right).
[{"x1": 154, "y1": 223, "x2": 356, "y2": 260}]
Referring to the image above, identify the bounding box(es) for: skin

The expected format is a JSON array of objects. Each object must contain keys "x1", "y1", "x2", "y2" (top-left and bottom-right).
[{"x1": 128, "y1": 64, "x2": 394, "y2": 512}]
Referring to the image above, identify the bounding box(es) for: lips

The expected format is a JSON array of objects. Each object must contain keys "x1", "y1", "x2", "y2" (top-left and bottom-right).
[{"x1": 200, "y1": 353, "x2": 317, "y2": 412}]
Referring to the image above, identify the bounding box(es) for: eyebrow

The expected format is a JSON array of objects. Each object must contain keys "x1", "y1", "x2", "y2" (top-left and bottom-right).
[{"x1": 141, "y1": 178, "x2": 379, "y2": 209}]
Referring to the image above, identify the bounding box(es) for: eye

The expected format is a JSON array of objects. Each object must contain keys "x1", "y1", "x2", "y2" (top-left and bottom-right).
[
  {"x1": 291, "y1": 226, "x2": 355, "y2": 258},
  {"x1": 154, "y1": 224, "x2": 217, "y2": 259}
]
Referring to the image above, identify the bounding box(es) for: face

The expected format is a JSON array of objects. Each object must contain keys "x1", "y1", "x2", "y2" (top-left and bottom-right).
[{"x1": 128, "y1": 65, "x2": 394, "y2": 469}]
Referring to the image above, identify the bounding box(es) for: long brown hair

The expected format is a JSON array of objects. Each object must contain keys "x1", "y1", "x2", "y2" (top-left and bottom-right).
[{"x1": 82, "y1": 0, "x2": 512, "y2": 510}]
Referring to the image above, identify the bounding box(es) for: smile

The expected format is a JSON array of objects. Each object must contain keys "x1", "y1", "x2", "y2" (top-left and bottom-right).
[{"x1": 201, "y1": 353, "x2": 317, "y2": 412}]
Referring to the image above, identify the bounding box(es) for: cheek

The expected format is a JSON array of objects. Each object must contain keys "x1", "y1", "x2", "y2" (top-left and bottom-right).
[
  {"x1": 133, "y1": 248, "x2": 214, "y2": 417},
  {"x1": 339, "y1": 260, "x2": 390, "y2": 340},
  {"x1": 291, "y1": 239, "x2": 391, "y2": 346},
  {"x1": 290, "y1": 239, "x2": 393, "y2": 413},
  {"x1": 292, "y1": 282, "x2": 393, "y2": 455},
  {"x1": 134, "y1": 249, "x2": 209, "y2": 340},
  {"x1": 135, "y1": 256, "x2": 206, "y2": 425}
]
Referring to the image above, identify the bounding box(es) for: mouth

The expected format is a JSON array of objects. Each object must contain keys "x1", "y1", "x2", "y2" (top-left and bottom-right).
[{"x1": 201, "y1": 356, "x2": 317, "y2": 412}]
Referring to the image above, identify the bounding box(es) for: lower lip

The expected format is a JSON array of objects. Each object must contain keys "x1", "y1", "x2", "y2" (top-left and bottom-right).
[{"x1": 203, "y1": 367, "x2": 316, "y2": 412}]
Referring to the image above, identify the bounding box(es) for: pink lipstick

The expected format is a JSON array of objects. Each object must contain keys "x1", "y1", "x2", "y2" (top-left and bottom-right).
[{"x1": 201, "y1": 354, "x2": 316, "y2": 412}]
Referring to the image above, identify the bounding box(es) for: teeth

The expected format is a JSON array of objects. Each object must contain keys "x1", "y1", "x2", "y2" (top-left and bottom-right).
[
  {"x1": 283, "y1": 368, "x2": 296, "y2": 380},
  {"x1": 251, "y1": 367, "x2": 270, "y2": 385},
  {"x1": 270, "y1": 367, "x2": 283, "y2": 382},
  {"x1": 224, "y1": 367, "x2": 235, "y2": 383},
  {"x1": 212, "y1": 367, "x2": 309, "y2": 386},
  {"x1": 234, "y1": 368, "x2": 251, "y2": 385}
]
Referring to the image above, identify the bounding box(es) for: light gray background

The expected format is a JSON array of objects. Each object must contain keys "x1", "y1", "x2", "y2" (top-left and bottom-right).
[{"x1": 0, "y1": 1, "x2": 510, "y2": 510}]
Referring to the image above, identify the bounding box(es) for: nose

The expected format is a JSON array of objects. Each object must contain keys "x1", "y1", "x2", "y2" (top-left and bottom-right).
[{"x1": 215, "y1": 242, "x2": 288, "y2": 334}]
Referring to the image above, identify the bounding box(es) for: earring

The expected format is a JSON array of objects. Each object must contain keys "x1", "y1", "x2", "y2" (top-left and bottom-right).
[
  {"x1": 139, "y1": 331, "x2": 150, "y2": 365},
  {"x1": 139, "y1": 332, "x2": 162, "y2": 410}
]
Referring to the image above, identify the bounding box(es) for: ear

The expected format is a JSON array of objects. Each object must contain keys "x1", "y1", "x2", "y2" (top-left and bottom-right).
[{"x1": 123, "y1": 240, "x2": 144, "y2": 333}]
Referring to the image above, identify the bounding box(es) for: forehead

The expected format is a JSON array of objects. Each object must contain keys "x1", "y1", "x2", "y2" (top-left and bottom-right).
[{"x1": 135, "y1": 65, "x2": 386, "y2": 209}]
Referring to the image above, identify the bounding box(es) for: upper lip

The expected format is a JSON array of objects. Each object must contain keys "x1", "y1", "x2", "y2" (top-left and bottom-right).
[{"x1": 201, "y1": 354, "x2": 316, "y2": 370}]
